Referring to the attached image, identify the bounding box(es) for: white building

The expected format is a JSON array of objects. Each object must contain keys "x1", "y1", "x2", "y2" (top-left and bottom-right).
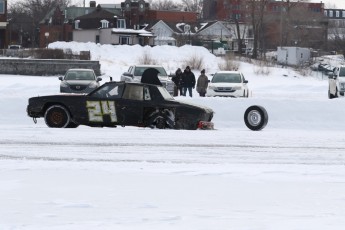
[{"x1": 277, "y1": 47, "x2": 311, "y2": 66}]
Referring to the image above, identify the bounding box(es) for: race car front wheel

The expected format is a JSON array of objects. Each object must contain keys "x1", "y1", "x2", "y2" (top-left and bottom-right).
[
  {"x1": 44, "y1": 105, "x2": 71, "y2": 128},
  {"x1": 244, "y1": 105, "x2": 268, "y2": 131},
  {"x1": 148, "y1": 109, "x2": 175, "y2": 129}
]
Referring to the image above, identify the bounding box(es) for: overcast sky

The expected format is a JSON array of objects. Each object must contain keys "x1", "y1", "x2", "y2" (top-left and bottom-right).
[{"x1": 72, "y1": 0, "x2": 345, "y2": 9}]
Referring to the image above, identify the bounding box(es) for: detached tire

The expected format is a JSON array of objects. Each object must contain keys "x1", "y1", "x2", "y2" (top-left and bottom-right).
[
  {"x1": 44, "y1": 105, "x2": 71, "y2": 128},
  {"x1": 244, "y1": 105, "x2": 268, "y2": 131}
]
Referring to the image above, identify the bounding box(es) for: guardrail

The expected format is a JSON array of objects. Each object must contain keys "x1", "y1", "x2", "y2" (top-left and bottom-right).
[{"x1": 0, "y1": 59, "x2": 101, "y2": 76}]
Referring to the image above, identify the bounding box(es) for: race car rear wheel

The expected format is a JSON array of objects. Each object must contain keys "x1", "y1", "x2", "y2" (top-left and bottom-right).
[
  {"x1": 244, "y1": 105, "x2": 268, "y2": 131},
  {"x1": 44, "y1": 105, "x2": 71, "y2": 128}
]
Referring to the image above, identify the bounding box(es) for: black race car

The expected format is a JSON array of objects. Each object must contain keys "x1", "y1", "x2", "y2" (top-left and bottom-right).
[{"x1": 27, "y1": 81, "x2": 214, "y2": 130}]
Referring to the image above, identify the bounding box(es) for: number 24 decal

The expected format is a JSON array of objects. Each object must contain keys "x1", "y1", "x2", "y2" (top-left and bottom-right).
[{"x1": 86, "y1": 101, "x2": 117, "y2": 122}]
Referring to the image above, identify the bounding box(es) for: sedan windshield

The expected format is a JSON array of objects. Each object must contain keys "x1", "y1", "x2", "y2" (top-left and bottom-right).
[
  {"x1": 65, "y1": 71, "x2": 96, "y2": 80},
  {"x1": 134, "y1": 67, "x2": 168, "y2": 76},
  {"x1": 212, "y1": 73, "x2": 242, "y2": 83}
]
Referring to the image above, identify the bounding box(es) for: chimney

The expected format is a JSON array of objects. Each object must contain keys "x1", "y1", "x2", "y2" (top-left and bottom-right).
[{"x1": 90, "y1": 1, "x2": 96, "y2": 7}]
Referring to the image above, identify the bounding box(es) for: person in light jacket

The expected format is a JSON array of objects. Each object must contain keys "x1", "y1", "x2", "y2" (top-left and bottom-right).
[{"x1": 196, "y1": 69, "x2": 208, "y2": 97}]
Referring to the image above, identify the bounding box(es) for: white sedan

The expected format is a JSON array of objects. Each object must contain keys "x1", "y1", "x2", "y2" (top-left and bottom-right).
[{"x1": 206, "y1": 71, "x2": 249, "y2": 97}]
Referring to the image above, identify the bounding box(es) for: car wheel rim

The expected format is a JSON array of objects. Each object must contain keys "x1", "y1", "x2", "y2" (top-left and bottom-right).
[
  {"x1": 247, "y1": 110, "x2": 261, "y2": 127},
  {"x1": 50, "y1": 111, "x2": 64, "y2": 125}
]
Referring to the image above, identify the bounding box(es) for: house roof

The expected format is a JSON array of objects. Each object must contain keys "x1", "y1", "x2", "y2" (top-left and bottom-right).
[
  {"x1": 75, "y1": 5, "x2": 119, "y2": 20},
  {"x1": 112, "y1": 28, "x2": 155, "y2": 36},
  {"x1": 40, "y1": 4, "x2": 122, "y2": 24},
  {"x1": 150, "y1": 20, "x2": 222, "y2": 35}
]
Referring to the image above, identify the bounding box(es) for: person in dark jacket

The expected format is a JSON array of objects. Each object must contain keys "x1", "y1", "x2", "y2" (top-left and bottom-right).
[
  {"x1": 196, "y1": 69, "x2": 209, "y2": 97},
  {"x1": 141, "y1": 68, "x2": 162, "y2": 86},
  {"x1": 181, "y1": 66, "x2": 196, "y2": 97},
  {"x1": 172, "y1": 68, "x2": 183, "y2": 96}
]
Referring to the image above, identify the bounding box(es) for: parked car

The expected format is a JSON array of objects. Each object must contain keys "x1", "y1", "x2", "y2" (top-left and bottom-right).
[
  {"x1": 318, "y1": 63, "x2": 335, "y2": 73},
  {"x1": 6, "y1": 44, "x2": 22, "y2": 57},
  {"x1": 328, "y1": 65, "x2": 345, "y2": 99},
  {"x1": 27, "y1": 81, "x2": 214, "y2": 130},
  {"x1": 120, "y1": 65, "x2": 175, "y2": 95},
  {"x1": 59, "y1": 69, "x2": 102, "y2": 94},
  {"x1": 206, "y1": 71, "x2": 249, "y2": 97}
]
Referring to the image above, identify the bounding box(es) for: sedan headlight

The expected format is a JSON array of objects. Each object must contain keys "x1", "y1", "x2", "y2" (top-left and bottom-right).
[
  {"x1": 88, "y1": 82, "x2": 98, "y2": 88},
  {"x1": 60, "y1": 82, "x2": 69, "y2": 88},
  {"x1": 208, "y1": 85, "x2": 216, "y2": 90}
]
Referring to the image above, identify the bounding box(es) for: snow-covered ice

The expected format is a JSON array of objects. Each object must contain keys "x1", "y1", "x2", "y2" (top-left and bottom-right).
[{"x1": 1, "y1": 42, "x2": 345, "y2": 230}]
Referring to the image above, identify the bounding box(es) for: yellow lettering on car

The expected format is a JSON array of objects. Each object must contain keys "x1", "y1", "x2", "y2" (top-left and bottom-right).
[
  {"x1": 87, "y1": 101, "x2": 117, "y2": 122},
  {"x1": 101, "y1": 101, "x2": 117, "y2": 122}
]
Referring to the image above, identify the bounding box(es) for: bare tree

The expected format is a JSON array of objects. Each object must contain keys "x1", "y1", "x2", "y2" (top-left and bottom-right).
[
  {"x1": 247, "y1": 0, "x2": 269, "y2": 59},
  {"x1": 180, "y1": 0, "x2": 203, "y2": 13},
  {"x1": 328, "y1": 20, "x2": 345, "y2": 57},
  {"x1": 224, "y1": 1, "x2": 248, "y2": 55},
  {"x1": 148, "y1": 0, "x2": 180, "y2": 10},
  {"x1": 8, "y1": 0, "x2": 71, "y2": 47}
]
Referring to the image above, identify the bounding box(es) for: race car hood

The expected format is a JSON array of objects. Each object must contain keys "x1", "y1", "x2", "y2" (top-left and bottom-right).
[{"x1": 177, "y1": 100, "x2": 214, "y2": 113}]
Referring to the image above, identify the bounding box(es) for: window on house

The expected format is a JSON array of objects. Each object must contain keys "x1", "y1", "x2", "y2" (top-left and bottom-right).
[
  {"x1": 0, "y1": 0, "x2": 4, "y2": 14},
  {"x1": 117, "y1": 19, "x2": 126, "y2": 28},
  {"x1": 329, "y1": 11, "x2": 333, "y2": 17},
  {"x1": 336, "y1": 11, "x2": 340, "y2": 17},
  {"x1": 75, "y1": 20, "x2": 80, "y2": 29},
  {"x1": 234, "y1": 14, "x2": 241, "y2": 20},
  {"x1": 120, "y1": 36, "x2": 130, "y2": 44},
  {"x1": 324, "y1": 10, "x2": 328, "y2": 16},
  {"x1": 101, "y1": 20, "x2": 109, "y2": 28},
  {"x1": 343, "y1": 11, "x2": 345, "y2": 17}
]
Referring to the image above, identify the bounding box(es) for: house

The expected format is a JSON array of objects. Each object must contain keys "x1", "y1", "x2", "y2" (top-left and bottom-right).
[
  {"x1": 39, "y1": 0, "x2": 196, "y2": 47},
  {"x1": 0, "y1": 0, "x2": 8, "y2": 49},
  {"x1": 73, "y1": 5, "x2": 155, "y2": 46},
  {"x1": 150, "y1": 20, "x2": 234, "y2": 50},
  {"x1": 151, "y1": 20, "x2": 176, "y2": 46},
  {"x1": 39, "y1": 1, "x2": 123, "y2": 47},
  {"x1": 277, "y1": 46, "x2": 311, "y2": 66}
]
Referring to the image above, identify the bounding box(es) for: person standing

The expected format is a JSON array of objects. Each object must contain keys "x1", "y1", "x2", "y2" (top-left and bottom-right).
[
  {"x1": 181, "y1": 66, "x2": 196, "y2": 97},
  {"x1": 196, "y1": 69, "x2": 208, "y2": 97},
  {"x1": 172, "y1": 68, "x2": 183, "y2": 96}
]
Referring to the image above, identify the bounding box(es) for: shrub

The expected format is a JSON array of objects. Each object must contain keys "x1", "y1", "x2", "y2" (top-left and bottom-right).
[
  {"x1": 137, "y1": 49, "x2": 157, "y2": 65},
  {"x1": 252, "y1": 60, "x2": 271, "y2": 75},
  {"x1": 185, "y1": 53, "x2": 204, "y2": 69},
  {"x1": 218, "y1": 52, "x2": 240, "y2": 70}
]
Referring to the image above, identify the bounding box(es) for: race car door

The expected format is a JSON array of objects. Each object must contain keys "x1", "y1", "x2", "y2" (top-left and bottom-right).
[{"x1": 117, "y1": 84, "x2": 147, "y2": 126}]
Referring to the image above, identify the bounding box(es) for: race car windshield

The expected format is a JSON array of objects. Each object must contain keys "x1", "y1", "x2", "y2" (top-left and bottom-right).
[{"x1": 158, "y1": 87, "x2": 174, "y2": 100}]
